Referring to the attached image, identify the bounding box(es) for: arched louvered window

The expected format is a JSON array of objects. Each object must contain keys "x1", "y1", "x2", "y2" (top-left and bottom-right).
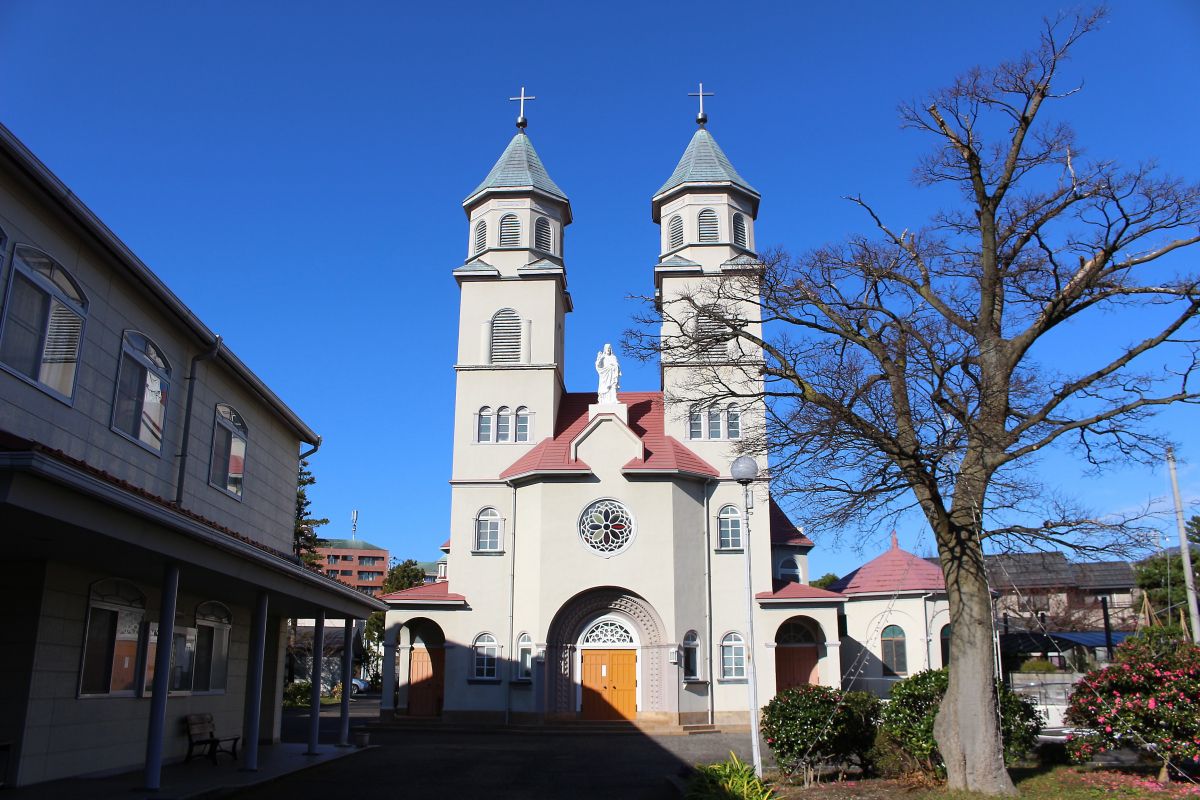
[
  {"x1": 499, "y1": 214, "x2": 520, "y2": 247},
  {"x1": 779, "y1": 557, "x2": 801, "y2": 583},
  {"x1": 881, "y1": 625, "x2": 907, "y2": 676},
  {"x1": 489, "y1": 309, "x2": 522, "y2": 363},
  {"x1": 496, "y1": 406, "x2": 511, "y2": 442},
  {"x1": 534, "y1": 216, "x2": 552, "y2": 253},
  {"x1": 515, "y1": 406, "x2": 530, "y2": 442},
  {"x1": 695, "y1": 311, "x2": 727, "y2": 360},
  {"x1": 477, "y1": 406, "x2": 493, "y2": 442},
  {"x1": 697, "y1": 208, "x2": 718, "y2": 242},
  {"x1": 667, "y1": 215, "x2": 684, "y2": 250},
  {"x1": 733, "y1": 213, "x2": 748, "y2": 248},
  {"x1": 473, "y1": 219, "x2": 487, "y2": 254}
]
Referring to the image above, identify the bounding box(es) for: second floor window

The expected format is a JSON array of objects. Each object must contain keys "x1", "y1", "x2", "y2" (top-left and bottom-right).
[
  {"x1": 210, "y1": 403, "x2": 247, "y2": 498},
  {"x1": 0, "y1": 245, "x2": 88, "y2": 400},
  {"x1": 718, "y1": 505, "x2": 742, "y2": 549},
  {"x1": 475, "y1": 507, "x2": 501, "y2": 551},
  {"x1": 112, "y1": 331, "x2": 171, "y2": 452}
]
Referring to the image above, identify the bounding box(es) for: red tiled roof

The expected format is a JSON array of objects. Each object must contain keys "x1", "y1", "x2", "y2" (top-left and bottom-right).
[
  {"x1": 829, "y1": 533, "x2": 945, "y2": 594},
  {"x1": 769, "y1": 498, "x2": 814, "y2": 546},
  {"x1": 499, "y1": 392, "x2": 717, "y2": 480},
  {"x1": 380, "y1": 580, "x2": 467, "y2": 604},
  {"x1": 440, "y1": 538, "x2": 451, "y2": 552},
  {"x1": 755, "y1": 581, "x2": 846, "y2": 601}
]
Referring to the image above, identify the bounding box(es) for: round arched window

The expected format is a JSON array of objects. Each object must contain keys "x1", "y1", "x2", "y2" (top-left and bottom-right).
[{"x1": 578, "y1": 499, "x2": 635, "y2": 556}]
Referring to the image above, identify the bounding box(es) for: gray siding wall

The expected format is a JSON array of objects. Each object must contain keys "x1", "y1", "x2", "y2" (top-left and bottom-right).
[
  {"x1": 0, "y1": 161, "x2": 300, "y2": 554},
  {"x1": 20, "y1": 562, "x2": 259, "y2": 786}
]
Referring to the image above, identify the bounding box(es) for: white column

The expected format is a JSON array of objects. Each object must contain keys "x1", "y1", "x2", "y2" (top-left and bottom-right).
[
  {"x1": 522, "y1": 319, "x2": 533, "y2": 363},
  {"x1": 338, "y1": 618, "x2": 353, "y2": 746},
  {"x1": 144, "y1": 562, "x2": 179, "y2": 791},
  {"x1": 242, "y1": 591, "x2": 269, "y2": 771},
  {"x1": 306, "y1": 611, "x2": 325, "y2": 755},
  {"x1": 380, "y1": 618, "x2": 398, "y2": 719}
]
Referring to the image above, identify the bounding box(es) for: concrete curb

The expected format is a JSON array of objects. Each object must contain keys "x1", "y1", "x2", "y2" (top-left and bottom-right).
[{"x1": 183, "y1": 745, "x2": 377, "y2": 799}]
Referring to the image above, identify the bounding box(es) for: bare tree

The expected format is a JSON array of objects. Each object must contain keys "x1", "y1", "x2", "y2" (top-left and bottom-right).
[{"x1": 626, "y1": 8, "x2": 1199, "y2": 795}]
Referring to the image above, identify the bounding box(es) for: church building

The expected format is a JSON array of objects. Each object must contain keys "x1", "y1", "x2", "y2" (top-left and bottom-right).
[{"x1": 380, "y1": 108, "x2": 857, "y2": 727}]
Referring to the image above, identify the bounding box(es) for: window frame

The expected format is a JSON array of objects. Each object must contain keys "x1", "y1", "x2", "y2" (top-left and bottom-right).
[
  {"x1": 778, "y1": 556, "x2": 802, "y2": 583},
  {"x1": 726, "y1": 404, "x2": 741, "y2": 440},
  {"x1": 720, "y1": 632, "x2": 746, "y2": 680},
  {"x1": 111, "y1": 330, "x2": 172, "y2": 455},
  {"x1": 682, "y1": 630, "x2": 701, "y2": 681},
  {"x1": 0, "y1": 244, "x2": 89, "y2": 404},
  {"x1": 717, "y1": 505, "x2": 743, "y2": 550},
  {"x1": 514, "y1": 406, "x2": 531, "y2": 442},
  {"x1": 472, "y1": 633, "x2": 499, "y2": 680},
  {"x1": 515, "y1": 632, "x2": 534, "y2": 681},
  {"x1": 495, "y1": 406, "x2": 511, "y2": 442},
  {"x1": 208, "y1": 403, "x2": 248, "y2": 500},
  {"x1": 689, "y1": 410, "x2": 703, "y2": 440},
  {"x1": 193, "y1": 601, "x2": 232, "y2": 695},
  {"x1": 476, "y1": 406, "x2": 493, "y2": 442},
  {"x1": 141, "y1": 621, "x2": 199, "y2": 697},
  {"x1": 881, "y1": 624, "x2": 908, "y2": 676},
  {"x1": 78, "y1": 579, "x2": 146, "y2": 698},
  {"x1": 474, "y1": 507, "x2": 502, "y2": 552}
]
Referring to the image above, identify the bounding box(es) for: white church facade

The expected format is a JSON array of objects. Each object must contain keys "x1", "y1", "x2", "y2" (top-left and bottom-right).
[{"x1": 380, "y1": 111, "x2": 948, "y2": 726}]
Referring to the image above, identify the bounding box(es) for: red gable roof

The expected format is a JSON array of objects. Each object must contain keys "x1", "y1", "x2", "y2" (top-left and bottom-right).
[
  {"x1": 755, "y1": 582, "x2": 845, "y2": 602},
  {"x1": 500, "y1": 392, "x2": 717, "y2": 481},
  {"x1": 380, "y1": 581, "x2": 467, "y2": 604},
  {"x1": 829, "y1": 533, "x2": 945, "y2": 594},
  {"x1": 769, "y1": 498, "x2": 814, "y2": 546}
]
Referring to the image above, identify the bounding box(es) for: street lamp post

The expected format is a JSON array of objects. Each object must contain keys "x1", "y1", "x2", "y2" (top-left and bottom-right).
[{"x1": 731, "y1": 456, "x2": 764, "y2": 778}]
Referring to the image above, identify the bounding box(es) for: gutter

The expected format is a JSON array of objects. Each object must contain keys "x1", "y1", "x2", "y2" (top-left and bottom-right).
[{"x1": 175, "y1": 336, "x2": 222, "y2": 505}]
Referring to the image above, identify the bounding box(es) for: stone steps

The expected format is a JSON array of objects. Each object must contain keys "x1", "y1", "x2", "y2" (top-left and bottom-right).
[{"x1": 367, "y1": 717, "x2": 734, "y2": 736}]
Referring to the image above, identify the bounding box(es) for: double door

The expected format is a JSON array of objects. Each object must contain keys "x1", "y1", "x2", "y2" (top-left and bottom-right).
[{"x1": 581, "y1": 649, "x2": 636, "y2": 720}]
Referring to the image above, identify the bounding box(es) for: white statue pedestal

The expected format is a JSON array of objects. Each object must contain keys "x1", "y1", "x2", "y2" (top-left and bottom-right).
[{"x1": 588, "y1": 403, "x2": 628, "y2": 424}]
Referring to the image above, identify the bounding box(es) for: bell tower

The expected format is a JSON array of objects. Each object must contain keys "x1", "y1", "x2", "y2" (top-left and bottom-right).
[
  {"x1": 651, "y1": 90, "x2": 765, "y2": 461},
  {"x1": 451, "y1": 94, "x2": 571, "y2": 479}
]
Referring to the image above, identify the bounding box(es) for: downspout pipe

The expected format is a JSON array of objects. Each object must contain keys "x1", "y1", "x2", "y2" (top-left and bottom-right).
[
  {"x1": 505, "y1": 480, "x2": 518, "y2": 725},
  {"x1": 703, "y1": 478, "x2": 716, "y2": 727},
  {"x1": 175, "y1": 336, "x2": 222, "y2": 506},
  {"x1": 300, "y1": 435, "x2": 322, "y2": 461}
]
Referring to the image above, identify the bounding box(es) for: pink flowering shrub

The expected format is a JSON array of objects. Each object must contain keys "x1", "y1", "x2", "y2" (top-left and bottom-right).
[{"x1": 1065, "y1": 627, "x2": 1200, "y2": 774}]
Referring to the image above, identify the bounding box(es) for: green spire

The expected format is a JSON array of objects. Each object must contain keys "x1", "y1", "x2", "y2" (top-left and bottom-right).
[
  {"x1": 655, "y1": 128, "x2": 758, "y2": 199},
  {"x1": 466, "y1": 131, "x2": 568, "y2": 205}
]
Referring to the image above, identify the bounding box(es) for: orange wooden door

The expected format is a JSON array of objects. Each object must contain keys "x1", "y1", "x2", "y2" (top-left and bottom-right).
[
  {"x1": 607, "y1": 650, "x2": 637, "y2": 720},
  {"x1": 408, "y1": 647, "x2": 443, "y2": 716},
  {"x1": 581, "y1": 650, "x2": 637, "y2": 720},
  {"x1": 775, "y1": 646, "x2": 819, "y2": 692}
]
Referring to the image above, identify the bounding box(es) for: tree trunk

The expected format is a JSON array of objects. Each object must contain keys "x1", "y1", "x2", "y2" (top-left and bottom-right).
[{"x1": 934, "y1": 518, "x2": 1017, "y2": 795}]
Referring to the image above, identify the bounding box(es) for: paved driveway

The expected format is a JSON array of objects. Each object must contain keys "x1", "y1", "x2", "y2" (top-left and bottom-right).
[{"x1": 230, "y1": 725, "x2": 753, "y2": 800}]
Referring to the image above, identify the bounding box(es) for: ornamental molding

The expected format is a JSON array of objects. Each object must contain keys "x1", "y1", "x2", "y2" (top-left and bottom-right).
[{"x1": 578, "y1": 499, "x2": 636, "y2": 557}]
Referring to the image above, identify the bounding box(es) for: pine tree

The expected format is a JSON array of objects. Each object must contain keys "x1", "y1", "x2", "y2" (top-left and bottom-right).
[{"x1": 294, "y1": 459, "x2": 329, "y2": 568}]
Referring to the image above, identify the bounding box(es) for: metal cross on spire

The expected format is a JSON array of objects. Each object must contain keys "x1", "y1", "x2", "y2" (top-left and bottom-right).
[
  {"x1": 509, "y1": 86, "x2": 536, "y2": 130},
  {"x1": 689, "y1": 82, "x2": 714, "y2": 127}
]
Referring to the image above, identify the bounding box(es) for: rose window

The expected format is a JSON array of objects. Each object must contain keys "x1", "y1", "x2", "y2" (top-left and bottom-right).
[{"x1": 579, "y1": 499, "x2": 635, "y2": 555}]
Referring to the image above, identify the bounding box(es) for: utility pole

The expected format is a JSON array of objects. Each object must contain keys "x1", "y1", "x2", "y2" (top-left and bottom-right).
[{"x1": 1167, "y1": 447, "x2": 1200, "y2": 644}]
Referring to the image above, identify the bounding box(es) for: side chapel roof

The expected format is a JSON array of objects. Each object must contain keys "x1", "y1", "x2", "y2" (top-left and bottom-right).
[{"x1": 829, "y1": 533, "x2": 946, "y2": 594}]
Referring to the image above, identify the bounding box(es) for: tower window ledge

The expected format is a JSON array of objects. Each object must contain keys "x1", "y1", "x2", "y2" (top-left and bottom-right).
[
  {"x1": 713, "y1": 548, "x2": 745, "y2": 554},
  {"x1": 470, "y1": 550, "x2": 507, "y2": 556}
]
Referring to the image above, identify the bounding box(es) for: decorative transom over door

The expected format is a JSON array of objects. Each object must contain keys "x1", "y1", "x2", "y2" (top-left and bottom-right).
[
  {"x1": 775, "y1": 646, "x2": 819, "y2": 692},
  {"x1": 408, "y1": 647, "x2": 444, "y2": 717},
  {"x1": 581, "y1": 650, "x2": 637, "y2": 720}
]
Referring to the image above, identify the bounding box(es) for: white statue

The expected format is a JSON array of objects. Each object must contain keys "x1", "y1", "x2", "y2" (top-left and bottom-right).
[{"x1": 595, "y1": 343, "x2": 621, "y2": 404}]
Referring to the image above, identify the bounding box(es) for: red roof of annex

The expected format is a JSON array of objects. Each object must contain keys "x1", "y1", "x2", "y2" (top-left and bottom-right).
[{"x1": 828, "y1": 533, "x2": 945, "y2": 594}]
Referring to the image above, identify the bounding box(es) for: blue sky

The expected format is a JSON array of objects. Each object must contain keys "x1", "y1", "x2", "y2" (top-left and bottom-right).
[{"x1": 1, "y1": 1, "x2": 1197, "y2": 577}]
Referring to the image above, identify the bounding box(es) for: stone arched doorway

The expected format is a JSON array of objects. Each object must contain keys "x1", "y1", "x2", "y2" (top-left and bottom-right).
[
  {"x1": 545, "y1": 587, "x2": 667, "y2": 720},
  {"x1": 775, "y1": 617, "x2": 823, "y2": 691},
  {"x1": 402, "y1": 618, "x2": 445, "y2": 717}
]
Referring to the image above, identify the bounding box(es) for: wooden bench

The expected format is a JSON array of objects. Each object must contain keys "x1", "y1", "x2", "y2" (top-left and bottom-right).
[{"x1": 184, "y1": 713, "x2": 239, "y2": 764}]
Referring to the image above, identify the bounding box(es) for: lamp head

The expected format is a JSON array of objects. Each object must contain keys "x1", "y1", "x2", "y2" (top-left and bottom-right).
[{"x1": 730, "y1": 456, "x2": 759, "y2": 484}]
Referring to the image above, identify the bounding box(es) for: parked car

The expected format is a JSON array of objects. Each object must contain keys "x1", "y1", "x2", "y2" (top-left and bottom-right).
[{"x1": 350, "y1": 677, "x2": 369, "y2": 695}]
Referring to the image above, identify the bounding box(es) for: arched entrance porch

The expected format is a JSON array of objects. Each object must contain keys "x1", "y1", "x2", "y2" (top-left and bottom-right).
[
  {"x1": 775, "y1": 617, "x2": 824, "y2": 691},
  {"x1": 545, "y1": 587, "x2": 668, "y2": 721},
  {"x1": 396, "y1": 617, "x2": 446, "y2": 717}
]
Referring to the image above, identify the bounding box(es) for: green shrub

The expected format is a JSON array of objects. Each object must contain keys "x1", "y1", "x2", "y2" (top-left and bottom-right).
[
  {"x1": 283, "y1": 680, "x2": 312, "y2": 707},
  {"x1": 877, "y1": 669, "x2": 1043, "y2": 779},
  {"x1": 686, "y1": 753, "x2": 774, "y2": 800},
  {"x1": 1018, "y1": 658, "x2": 1058, "y2": 673},
  {"x1": 761, "y1": 684, "x2": 881, "y2": 780}
]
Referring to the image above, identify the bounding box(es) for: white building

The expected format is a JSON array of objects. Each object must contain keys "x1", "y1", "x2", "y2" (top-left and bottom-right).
[{"x1": 380, "y1": 115, "x2": 850, "y2": 727}]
